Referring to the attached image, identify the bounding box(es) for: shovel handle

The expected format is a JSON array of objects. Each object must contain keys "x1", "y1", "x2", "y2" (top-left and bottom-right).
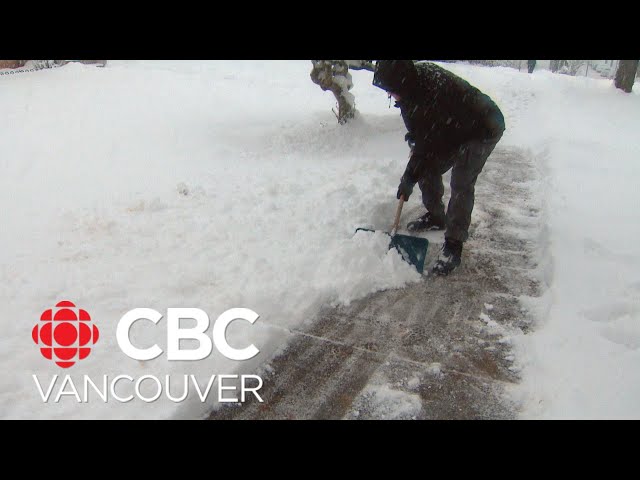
[{"x1": 391, "y1": 196, "x2": 405, "y2": 235}]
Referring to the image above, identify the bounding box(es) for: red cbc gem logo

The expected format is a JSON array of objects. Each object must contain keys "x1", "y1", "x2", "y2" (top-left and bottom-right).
[{"x1": 32, "y1": 300, "x2": 99, "y2": 368}]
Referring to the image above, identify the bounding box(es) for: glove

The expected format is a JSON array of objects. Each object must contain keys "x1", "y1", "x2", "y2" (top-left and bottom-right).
[
  {"x1": 397, "y1": 176, "x2": 416, "y2": 201},
  {"x1": 404, "y1": 132, "x2": 416, "y2": 149}
]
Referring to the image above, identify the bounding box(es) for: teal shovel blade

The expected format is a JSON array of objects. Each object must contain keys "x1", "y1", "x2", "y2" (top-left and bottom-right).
[{"x1": 356, "y1": 228, "x2": 429, "y2": 274}]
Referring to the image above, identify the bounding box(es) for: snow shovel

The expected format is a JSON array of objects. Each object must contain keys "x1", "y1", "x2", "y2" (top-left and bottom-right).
[{"x1": 356, "y1": 196, "x2": 429, "y2": 274}]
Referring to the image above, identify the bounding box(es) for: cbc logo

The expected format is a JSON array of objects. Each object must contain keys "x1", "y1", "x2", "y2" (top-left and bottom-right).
[{"x1": 32, "y1": 300, "x2": 99, "y2": 368}]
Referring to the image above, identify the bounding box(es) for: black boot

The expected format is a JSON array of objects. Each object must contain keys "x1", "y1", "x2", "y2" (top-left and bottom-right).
[
  {"x1": 406, "y1": 212, "x2": 445, "y2": 232},
  {"x1": 432, "y1": 238, "x2": 463, "y2": 276}
]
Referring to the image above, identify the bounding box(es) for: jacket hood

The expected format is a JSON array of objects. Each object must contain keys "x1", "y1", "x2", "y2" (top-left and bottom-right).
[{"x1": 372, "y1": 60, "x2": 419, "y2": 98}]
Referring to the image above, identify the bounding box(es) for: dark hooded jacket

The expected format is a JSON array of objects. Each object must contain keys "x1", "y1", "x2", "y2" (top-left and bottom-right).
[{"x1": 373, "y1": 60, "x2": 505, "y2": 184}]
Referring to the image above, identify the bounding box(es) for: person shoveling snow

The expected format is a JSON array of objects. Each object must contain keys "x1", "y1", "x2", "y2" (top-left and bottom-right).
[{"x1": 372, "y1": 60, "x2": 506, "y2": 276}]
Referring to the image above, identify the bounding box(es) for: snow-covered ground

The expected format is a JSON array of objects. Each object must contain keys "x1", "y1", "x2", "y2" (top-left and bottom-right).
[
  {"x1": 490, "y1": 68, "x2": 640, "y2": 419},
  {"x1": 1, "y1": 60, "x2": 639, "y2": 419}
]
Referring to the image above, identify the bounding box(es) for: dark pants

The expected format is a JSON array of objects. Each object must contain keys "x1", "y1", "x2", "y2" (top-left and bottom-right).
[{"x1": 418, "y1": 134, "x2": 502, "y2": 243}]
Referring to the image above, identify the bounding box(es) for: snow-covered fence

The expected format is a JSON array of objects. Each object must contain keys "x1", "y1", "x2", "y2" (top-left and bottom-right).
[
  {"x1": 463, "y1": 60, "x2": 527, "y2": 70},
  {"x1": 0, "y1": 60, "x2": 27, "y2": 69},
  {"x1": 0, "y1": 60, "x2": 107, "y2": 75}
]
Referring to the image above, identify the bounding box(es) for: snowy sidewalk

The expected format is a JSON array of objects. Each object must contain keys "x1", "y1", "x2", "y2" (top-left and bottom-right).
[{"x1": 209, "y1": 146, "x2": 541, "y2": 419}]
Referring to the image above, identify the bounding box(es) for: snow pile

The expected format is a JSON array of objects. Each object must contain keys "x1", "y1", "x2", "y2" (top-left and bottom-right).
[
  {"x1": 441, "y1": 63, "x2": 640, "y2": 419},
  {"x1": 347, "y1": 384, "x2": 422, "y2": 420},
  {"x1": 505, "y1": 71, "x2": 640, "y2": 419}
]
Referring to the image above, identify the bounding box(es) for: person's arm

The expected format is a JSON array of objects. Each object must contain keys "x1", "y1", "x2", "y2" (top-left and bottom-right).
[
  {"x1": 403, "y1": 131, "x2": 440, "y2": 183},
  {"x1": 396, "y1": 131, "x2": 437, "y2": 200}
]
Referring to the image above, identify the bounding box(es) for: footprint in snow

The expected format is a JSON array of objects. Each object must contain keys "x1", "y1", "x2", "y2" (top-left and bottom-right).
[{"x1": 584, "y1": 302, "x2": 640, "y2": 350}]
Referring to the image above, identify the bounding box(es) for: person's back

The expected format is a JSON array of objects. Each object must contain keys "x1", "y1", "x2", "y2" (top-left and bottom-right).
[
  {"x1": 375, "y1": 61, "x2": 504, "y2": 165},
  {"x1": 412, "y1": 62, "x2": 504, "y2": 149}
]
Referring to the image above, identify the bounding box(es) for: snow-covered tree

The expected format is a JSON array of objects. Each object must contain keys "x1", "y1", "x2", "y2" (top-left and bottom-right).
[
  {"x1": 614, "y1": 60, "x2": 639, "y2": 93},
  {"x1": 345, "y1": 60, "x2": 375, "y2": 72},
  {"x1": 310, "y1": 61, "x2": 354, "y2": 125},
  {"x1": 310, "y1": 60, "x2": 374, "y2": 125}
]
